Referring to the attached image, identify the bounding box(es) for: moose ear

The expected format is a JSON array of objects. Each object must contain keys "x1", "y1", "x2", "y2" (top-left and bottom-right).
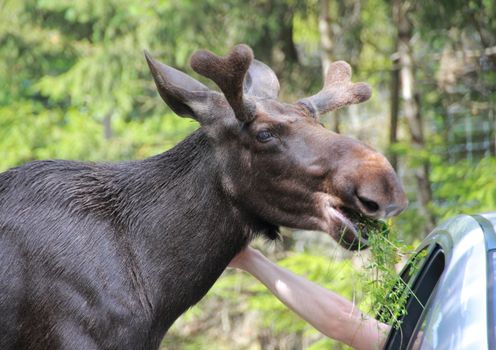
[
  {"x1": 244, "y1": 59, "x2": 280, "y2": 99},
  {"x1": 144, "y1": 51, "x2": 226, "y2": 123}
]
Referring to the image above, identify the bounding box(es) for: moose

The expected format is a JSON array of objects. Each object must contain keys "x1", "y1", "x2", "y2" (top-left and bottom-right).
[{"x1": 0, "y1": 44, "x2": 407, "y2": 349}]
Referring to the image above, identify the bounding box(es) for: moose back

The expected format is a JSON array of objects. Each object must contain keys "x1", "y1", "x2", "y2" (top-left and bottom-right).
[{"x1": 0, "y1": 44, "x2": 407, "y2": 349}]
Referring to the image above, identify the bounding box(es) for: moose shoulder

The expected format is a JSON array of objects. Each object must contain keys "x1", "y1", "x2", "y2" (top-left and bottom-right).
[{"x1": 0, "y1": 44, "x2": 407, "y2": 349}]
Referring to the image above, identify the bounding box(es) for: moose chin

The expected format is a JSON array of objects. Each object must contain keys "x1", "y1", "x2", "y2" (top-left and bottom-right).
[{"x1": 0, "y1": 44, "x2": 407, "y2": 349}]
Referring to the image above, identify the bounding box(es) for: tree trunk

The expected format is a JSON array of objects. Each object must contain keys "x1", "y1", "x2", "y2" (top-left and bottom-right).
[
  {"x1": 468, "y1": 9, "x2": 496, "y2": 68},
  {"x1": 319, "y1": 0, "x2": 333, "y2": 75},
  {"x1": 389, "y1": 51, "x2": 400, "y2": 171},
  {"x1": 251, "y1": 2, "x2": 298, "y2": 74},
  {"x1": 278, "y1": 7, "x2": 299, "y2": 64},
  {"x1": 318, "y1": 0, "x2": 340, "y2": 132},
  {"x1": 393, "y1": 0, "x2": 436, "y2": 233}
]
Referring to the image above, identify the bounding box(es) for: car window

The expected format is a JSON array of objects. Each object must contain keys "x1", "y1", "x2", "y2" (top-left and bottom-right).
[{"x1": 382, "y1": 244, "x2": 446, "y2": 350}]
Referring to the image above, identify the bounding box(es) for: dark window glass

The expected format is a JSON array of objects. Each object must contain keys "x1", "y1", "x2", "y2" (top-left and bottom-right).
[{"x1": 382, "y1": 245, "x2": 446, "y2": 350}]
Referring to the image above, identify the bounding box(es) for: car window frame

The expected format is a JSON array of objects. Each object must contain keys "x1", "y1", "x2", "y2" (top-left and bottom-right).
[{"x1": 382, "y1": 244, "x2": 446, "y2": 350}]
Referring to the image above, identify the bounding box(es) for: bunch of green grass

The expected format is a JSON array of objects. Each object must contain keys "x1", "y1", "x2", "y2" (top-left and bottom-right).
[{"x1": 354, "y1": 217, "x2": 423, "y2": 329}]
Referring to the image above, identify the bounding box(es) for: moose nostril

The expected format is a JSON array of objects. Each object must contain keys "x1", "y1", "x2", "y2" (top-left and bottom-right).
[{"x1": 357, "y1": 195, "x2": 380, "y2": 213}]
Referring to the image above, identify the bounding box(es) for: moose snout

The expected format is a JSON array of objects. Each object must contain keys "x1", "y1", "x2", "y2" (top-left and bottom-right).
[
  {"x1": 328, "y1": 136, "x2": 408, "y2": 220},
  {"x1": 355, "y1": 190, "x2": 408, "y2": 219},
  {"x1": 353, "y1": 170, "x2": 409, "y2": 219}
]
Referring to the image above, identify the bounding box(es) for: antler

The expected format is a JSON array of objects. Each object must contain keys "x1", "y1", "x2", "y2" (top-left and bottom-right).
[
  {"x1": 298, "y1": 61, "x2": 371, "y2": 118},
  {"x1": 190, "y1": 44, "x2": 256, "y2": 122}
]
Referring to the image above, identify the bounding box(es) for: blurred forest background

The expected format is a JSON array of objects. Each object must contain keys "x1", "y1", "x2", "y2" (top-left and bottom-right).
[{"x1": 1, "y1": 0, "x2": 495, "y2": 349}]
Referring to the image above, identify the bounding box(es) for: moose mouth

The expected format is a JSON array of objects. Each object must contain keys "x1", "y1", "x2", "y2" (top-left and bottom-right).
[{"x1": 327, "y1": 205, "x2": 386, "y2": 250}]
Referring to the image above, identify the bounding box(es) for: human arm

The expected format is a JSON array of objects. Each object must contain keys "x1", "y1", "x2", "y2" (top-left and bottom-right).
[{"x1": 230, "y1": 247, "x2": 390, "y2": 350}]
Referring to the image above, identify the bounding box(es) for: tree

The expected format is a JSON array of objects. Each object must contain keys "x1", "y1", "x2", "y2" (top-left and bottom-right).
[{"x1": 393, "y1": 0, "x2": 436, "y2": 233}]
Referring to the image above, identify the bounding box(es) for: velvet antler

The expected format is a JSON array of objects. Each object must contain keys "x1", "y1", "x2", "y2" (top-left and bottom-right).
[
  {"x1": 298, "y1": 61, "x2": 371, "y2": 118},
  {"x1": 190, "y1": 44, "x2": 256, "y2": 122}
]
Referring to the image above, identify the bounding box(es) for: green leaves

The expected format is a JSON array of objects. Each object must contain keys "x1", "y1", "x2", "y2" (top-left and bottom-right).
[
  {"x1": 0, "y1": 100, "x2": 197, "y2": 171},
  {"x1": 431, "y1": 157, "x2": 496, "y2": 218},
  {"x1": 361, "y1": 223, "x2": 409, "y2": 328}
]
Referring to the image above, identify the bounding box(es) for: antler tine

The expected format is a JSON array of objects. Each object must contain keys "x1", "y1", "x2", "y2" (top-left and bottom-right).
[
  {"x1": 190, "y1": 44, "x2": 256, "y2": 122},
  {"x1": 298, "y1": 61, "x2": 371, "y2": 118}
]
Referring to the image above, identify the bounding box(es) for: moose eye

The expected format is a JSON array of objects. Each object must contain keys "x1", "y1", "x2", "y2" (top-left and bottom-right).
[{"x1": 256, "y1": 130, "x2": 273, "y2": 143}]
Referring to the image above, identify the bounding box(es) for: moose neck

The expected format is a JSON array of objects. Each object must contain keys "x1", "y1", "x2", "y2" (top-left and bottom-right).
[{"x1": 119, "y1": 130, "x2": 272, "y2": 338}]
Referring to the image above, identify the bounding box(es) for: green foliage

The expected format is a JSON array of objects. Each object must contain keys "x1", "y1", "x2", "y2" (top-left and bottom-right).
[
  {"x1": 417, "y1": 0, "x2": 496, "y2": 42},
  {"x1": 0, "y1": 101, "x2": 197, "y2": 171},
  {"x1": 362, "y1": 228, "x2": 423, "y2": 329},
  {"x1": 431, "y1": 157, "x2": 496, "y2": 219},
  {"x1": 0, "y1": 0, "x2": 198, "y2": 171}
]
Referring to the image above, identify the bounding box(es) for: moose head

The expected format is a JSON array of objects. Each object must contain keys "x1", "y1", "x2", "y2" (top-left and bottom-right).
[{"x1": 145, "y1": 44, "x2": 407, "y2": 250}]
